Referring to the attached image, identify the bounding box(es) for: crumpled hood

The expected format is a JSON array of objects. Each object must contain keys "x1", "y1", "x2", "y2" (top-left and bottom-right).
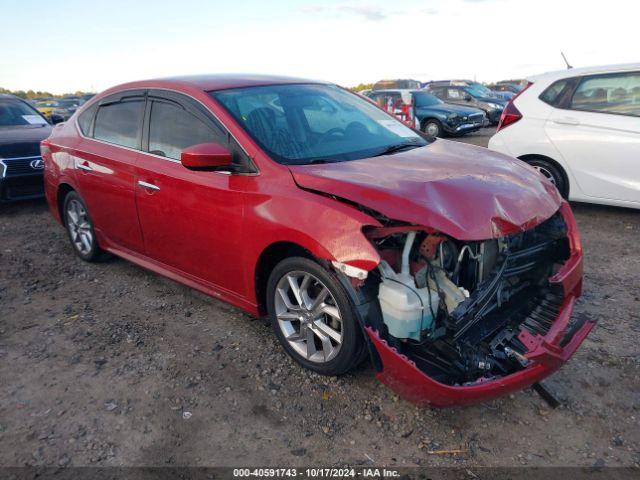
[{"x1": 288, "y1": 140, "x2": 562, "y2": 240}]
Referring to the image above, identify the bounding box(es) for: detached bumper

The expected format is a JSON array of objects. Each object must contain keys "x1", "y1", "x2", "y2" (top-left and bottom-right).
[{"x1": 365, "y1": 202, "x2": 593, "y2": 407}]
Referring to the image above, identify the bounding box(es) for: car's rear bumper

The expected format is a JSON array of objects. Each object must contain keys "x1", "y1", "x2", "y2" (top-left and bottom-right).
[{"x1": 365, "y1": 202, "x2": 592, "y2": 407}]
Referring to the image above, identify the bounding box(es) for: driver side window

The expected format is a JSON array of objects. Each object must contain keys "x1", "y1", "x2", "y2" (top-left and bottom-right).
[{"x1": 148, "y1": 100, "x2": 216, "y2": 160}]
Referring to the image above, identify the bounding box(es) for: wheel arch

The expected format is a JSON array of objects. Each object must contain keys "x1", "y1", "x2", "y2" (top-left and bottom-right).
[
  {"x1": 57, "y1": 183, "x2": 76, "y2": 226},
  {"x1": 254, "y1": 241, "x2": 315, "y2": 316},
  {"x1": 518, "y1": 154, "x2": 570, "y2": 197}
]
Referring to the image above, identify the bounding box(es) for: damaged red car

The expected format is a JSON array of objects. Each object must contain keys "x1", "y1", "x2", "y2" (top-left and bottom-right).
[{"x1": 42, "y1": 75, "x2": 594, "y2": 406}]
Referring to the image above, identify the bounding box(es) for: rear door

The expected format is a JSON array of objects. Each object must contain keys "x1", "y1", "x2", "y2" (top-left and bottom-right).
[
  {"x1": 545, "y1": 71, "x2": 640, "y2": 203},
  {"x1": 134, "y1": 90, "x2": 250, "y2": 295},
  {"x1": 73, "y1": 91, "x2": 145, "y2": 252}
]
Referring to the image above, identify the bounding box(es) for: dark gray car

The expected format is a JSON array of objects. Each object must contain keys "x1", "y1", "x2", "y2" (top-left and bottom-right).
[
  {"x1": 427, "y1": 85, "x2": 505, "y2": 124},
  {"x1": 0, "y1": 94, "x2": 52, "y2": 201}
]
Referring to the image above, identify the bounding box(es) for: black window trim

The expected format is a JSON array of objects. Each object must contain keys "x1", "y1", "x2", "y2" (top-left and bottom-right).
[
  {"x1": 73, "y1": 87, "x2": 259, "y2": 175},
  {"x1": 92, "y1": 93, "x2": 147, "y2": 150},
  {"x1": 144, "y1": 89, "x2": 258, "y2": 174},
  {"x1": 539, "y1": 70, "x2": 640, "y2": 118},
  {"x1": 143, "y1": 96, "x2": 220, "y2": 160}
]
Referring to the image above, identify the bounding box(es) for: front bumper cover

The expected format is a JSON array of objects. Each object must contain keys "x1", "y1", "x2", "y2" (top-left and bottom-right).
[{"x1": 364, "y1": 202, "x2": 593, "y2": 407}]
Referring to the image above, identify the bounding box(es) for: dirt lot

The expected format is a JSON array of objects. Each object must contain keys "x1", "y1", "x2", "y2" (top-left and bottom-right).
[{"x1": 1, "y1": 128, "x2": 639, "y2": 469}]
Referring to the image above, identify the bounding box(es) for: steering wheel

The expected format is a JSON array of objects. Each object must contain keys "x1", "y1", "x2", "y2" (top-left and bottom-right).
[
  {"x1": 345, "y1": 121, "x2": 369, "y2": 136},
  {"x1": 318, "y1": 128, "x2": 345, "y2": 142}
]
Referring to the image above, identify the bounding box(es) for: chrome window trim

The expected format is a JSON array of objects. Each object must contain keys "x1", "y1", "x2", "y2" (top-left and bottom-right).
[{"x1": 73, "y1": 87, "x2": 259, "y2": 175}]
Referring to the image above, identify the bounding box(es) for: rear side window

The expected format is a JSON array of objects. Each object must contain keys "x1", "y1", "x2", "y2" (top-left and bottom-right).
[
  {"x1": 569, "y1": 72, "x2": 640, "y2": 117},
  {"x1": 148, "y1": 101, "x2": 216, "y2": 160},
  {"x1": 77, "y1": 103, "x2": 97, "y2": 135},
  {"x1": 94, "y1": 99, "x2": 144, "y2": 149},
  {"x1": 540, "y1": 79, "x2": 575, "y2": 107}
]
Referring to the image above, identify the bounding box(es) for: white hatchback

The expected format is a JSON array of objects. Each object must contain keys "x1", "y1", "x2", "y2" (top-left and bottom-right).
[{"x1": 489, "y1": 63, "x2": 640, "y2": 209}]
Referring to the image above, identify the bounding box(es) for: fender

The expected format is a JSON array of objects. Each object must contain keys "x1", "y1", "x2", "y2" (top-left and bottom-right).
[{"x1": 242, "y1": 185, "x2": 384, "y2": 306}]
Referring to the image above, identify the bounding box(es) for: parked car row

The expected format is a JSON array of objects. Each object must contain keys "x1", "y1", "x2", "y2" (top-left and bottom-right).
[
  {"x1": 364, "y1": 89, "x2": 486, "y2": 137},
  {"x1": 360, "y1": 78, "x2": 510, "y2": 137}
]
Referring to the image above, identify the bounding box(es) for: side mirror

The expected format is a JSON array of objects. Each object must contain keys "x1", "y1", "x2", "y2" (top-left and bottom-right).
[
  {"x1": 464, "y1": 94, "x2": 472, "y2": 102},
  {"x1": 50, "y1": 114, "x2": 65, "y2": 124},
  {"x1": 181, "y1": 143, "x2": 233, "y2": 171}
]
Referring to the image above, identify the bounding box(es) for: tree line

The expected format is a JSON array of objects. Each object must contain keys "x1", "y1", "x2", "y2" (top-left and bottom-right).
[{"x1": 0, "y1": 87, "x2": 95, "y2": 99}]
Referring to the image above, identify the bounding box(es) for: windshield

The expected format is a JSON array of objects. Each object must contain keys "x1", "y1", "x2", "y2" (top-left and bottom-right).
[
  {"x1": 58, "y1": 99, "x2": 78, "y2": 108},
  {"x1": 0, "y1": 99, "x2": 48, "y2": 127},
  {"x1": 413, "y1": 91, "x2": 443, "y2": 107},
  {"x1": 211, "y1": 84, "x2": 427, "y2": 165},
  {"x1": 464, "y1": 84, "x2": 492, "y2": 97}
]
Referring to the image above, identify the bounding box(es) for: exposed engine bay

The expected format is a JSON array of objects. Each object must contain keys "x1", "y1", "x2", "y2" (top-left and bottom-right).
[{"x1": 365, "y1": 212, "x2": 571, "y2": 386}]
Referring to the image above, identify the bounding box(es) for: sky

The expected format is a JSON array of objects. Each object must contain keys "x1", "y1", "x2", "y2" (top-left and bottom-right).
[{"x1": 1, "y1": 0, "x2": 638, "y2": 94}]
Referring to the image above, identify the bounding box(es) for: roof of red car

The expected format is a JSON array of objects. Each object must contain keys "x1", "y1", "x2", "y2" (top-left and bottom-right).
[{"x1": 116, "y1": 74, "x2": 329, "y2": 92}]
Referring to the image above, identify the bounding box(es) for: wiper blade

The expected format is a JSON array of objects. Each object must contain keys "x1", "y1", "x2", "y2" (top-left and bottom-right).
[
  {"x1": 307, "y1": 158, "x2": 336, "y2": 165},
  {"x1": 373, "y1": 143, "x2": 421, "y2": 157}
]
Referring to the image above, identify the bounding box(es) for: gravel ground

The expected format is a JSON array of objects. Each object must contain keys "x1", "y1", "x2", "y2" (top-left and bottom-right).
[{"x1": 0, "y1": 128, "x2": 639, "y2": 468}]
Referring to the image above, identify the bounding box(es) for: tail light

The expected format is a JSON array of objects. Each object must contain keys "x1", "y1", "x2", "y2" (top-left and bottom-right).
[{"x1": 496, "y1": 81, "x2": 532, "y2": 132}]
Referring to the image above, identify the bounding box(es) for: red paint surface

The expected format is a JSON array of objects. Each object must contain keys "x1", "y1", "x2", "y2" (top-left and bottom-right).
[
  {"x1": 42, "y1": 76, "x2": 587, "y2": 406},
  {"x1": 290, "y1": 139, "x2": 562, "y2": 241},
  {"x1": 180, "y1": 142, "x2": 233, "y2": 169}
]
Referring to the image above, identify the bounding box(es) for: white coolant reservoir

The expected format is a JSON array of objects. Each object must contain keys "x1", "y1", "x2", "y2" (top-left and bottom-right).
[
  {"x1": 377, "y1": 233, "x2": 440, "y2": 341},
  {"x1": 378, "y1": 274, "x2": 439, "y2": 340}
]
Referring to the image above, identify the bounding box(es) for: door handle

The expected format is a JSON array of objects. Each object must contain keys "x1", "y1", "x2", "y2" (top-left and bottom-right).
[
  {"x1": 138, "y1": 180, "x2": 160, "y2": 191},
  {"x1": 77, "y1": 162, "x2": 92, "y2": 172},
  {"x1": 554, "y1": 117, "x2": 580, "y2": 126}
]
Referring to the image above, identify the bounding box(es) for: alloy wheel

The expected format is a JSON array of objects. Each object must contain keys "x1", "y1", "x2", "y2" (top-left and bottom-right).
[
  {"x1": 425, "y1": 122, "x2": 440, "y2": 137},
  {"x1": 66, "y1": 199, "x2": 94, "y2": 255},
  {"x1": 532, "y1": 165, "x2": 556, "y2": 185},
  {"x1": 274, "y1": 271, "x2": 344, "y2": 363}
]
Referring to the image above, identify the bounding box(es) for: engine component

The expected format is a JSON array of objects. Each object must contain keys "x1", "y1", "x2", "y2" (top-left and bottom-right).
[
  {"x1": 377, "y1": 233, "x2": 439, "y2": 340},
  {"x1": 370, "y1": 212, "x2": 571, "y2": 386}
]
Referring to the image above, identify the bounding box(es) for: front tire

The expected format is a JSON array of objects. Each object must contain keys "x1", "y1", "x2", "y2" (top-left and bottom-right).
[
  {"x1": 421, "y1": 119, "x2": 443, "y2": 138},
  {"x1": 63, "y1": 191, "x2": 105, "y2": 262},
  {"x1": 266, "y1": 257, "x2": 364, "y2": 376},
  {"x1": 524, "y1": 158, "x2": 569, "y2": 199}
]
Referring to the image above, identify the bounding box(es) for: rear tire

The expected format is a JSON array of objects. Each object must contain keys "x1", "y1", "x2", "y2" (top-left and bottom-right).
[
  {"x1": 266, "y1": 257, "x2": 365, "y2": 376},
  {"x1": 523, "y1": 158, "x2": 569, "y2": 199},
  {"x1": 62, "y1": 191, "x2": 106, "y2": 262}
]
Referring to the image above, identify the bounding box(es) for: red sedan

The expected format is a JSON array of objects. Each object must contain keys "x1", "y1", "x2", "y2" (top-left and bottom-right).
[{"x1": 42, "y1": 75, "x2": 593, "y2": 406}]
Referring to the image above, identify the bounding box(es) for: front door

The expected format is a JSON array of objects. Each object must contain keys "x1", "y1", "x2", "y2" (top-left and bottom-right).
[{"x1": 134, "y1": 92, "x2": 249, "y2": 295}]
